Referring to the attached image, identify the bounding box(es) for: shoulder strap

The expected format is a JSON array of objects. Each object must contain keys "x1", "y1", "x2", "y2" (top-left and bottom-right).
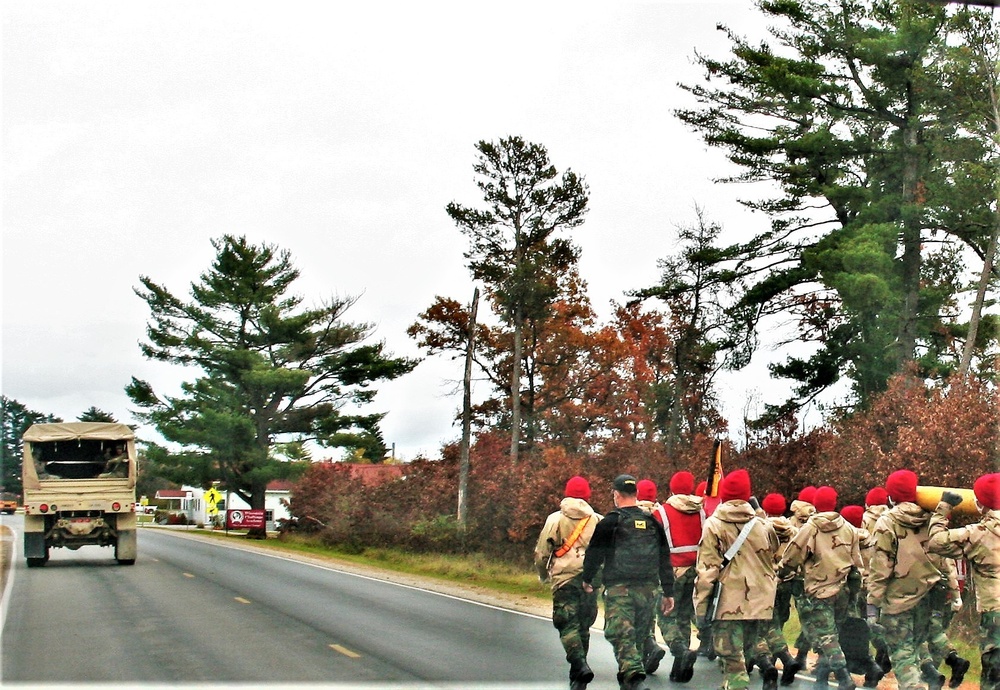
[
  {"x1": 555, "y1": 514, "x2": 592, "y2": 557},
  {"x1": 722, "y1": 517, "x2": 758, "y2": 568}
]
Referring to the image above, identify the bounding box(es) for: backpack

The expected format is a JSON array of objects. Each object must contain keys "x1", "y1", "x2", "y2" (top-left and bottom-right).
[{"x1": 609, "y1": 506, "x2": 660, "y2": 583}]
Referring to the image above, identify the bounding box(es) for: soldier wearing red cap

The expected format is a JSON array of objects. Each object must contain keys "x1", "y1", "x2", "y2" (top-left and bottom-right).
[
  {"x1": 758, "y1": 493, "x2": 803, "y2": 684},
  {"x1": 927, "y1": 474, "x2": 1000, "y2": 688},
  {"x1": 534, "y1": 476, "x2": 602, "y2": 690},
  {"x1": 644, "y1": 471, "x2": 704, "y2": 682},
  {"x1": 867, "y1": 469, "x2": 944, "y2": 690},
  {"x1": 634, "y1": 479, "x2": 669, "y2": 677},
  {"x1": 778, "y1": 486, "x2": 863, "y2": 689},
  {"x1": 694, "y1": 469, "x2": 781, "y2": 690},
  {"x1": 788, "y1": 486, "x2": 817, "y2": 669}
]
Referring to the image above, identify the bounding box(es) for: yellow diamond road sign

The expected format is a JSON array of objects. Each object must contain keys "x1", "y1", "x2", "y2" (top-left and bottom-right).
[{"x1": 204, "y1": 488, "x2": 222, "y2": 505}]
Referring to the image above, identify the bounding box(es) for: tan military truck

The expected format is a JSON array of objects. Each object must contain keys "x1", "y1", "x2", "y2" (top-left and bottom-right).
[{"x1": 21, "y1": 422, "x2": 138, "y2": 567}]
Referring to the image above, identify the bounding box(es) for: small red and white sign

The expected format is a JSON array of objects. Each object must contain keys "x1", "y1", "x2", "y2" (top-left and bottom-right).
[{"x1": 226, "y1": 509, "x2": 266, "y2": 529}]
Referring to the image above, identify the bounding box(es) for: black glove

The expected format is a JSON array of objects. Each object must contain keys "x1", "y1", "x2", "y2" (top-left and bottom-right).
[
  {"x1": 748, "y1": 496, "x2": 761, "y2": 511},
  {"x1": 941, "y1": 491, "x2": 963, "y2": 507}
]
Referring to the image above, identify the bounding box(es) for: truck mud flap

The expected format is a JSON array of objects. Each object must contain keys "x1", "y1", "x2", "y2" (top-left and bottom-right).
[
  {"x1": 115, "y1": 529, "x2": 137, "y2": 564},
  {"x1": 25, "y1": 532, "x2": 49, "y2": 566}
]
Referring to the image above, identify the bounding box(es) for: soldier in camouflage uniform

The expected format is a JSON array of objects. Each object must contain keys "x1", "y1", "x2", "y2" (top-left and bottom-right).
[
  {"x1": 862, "y1": 487, "x2": 893, "y2": 674},
  {"x1": 788, "y1": 487, "x2": 817, "y2": 668},
  {"x1": 534, "y1": 476, "x2": 602, "y2": 690},
  {"x1": 583, "y1": 474, "x2": 675, "y2": 690},
  {"x1": 866, "y1": 470, "x2": 943, "y2": 690},
  {"x1": 927, "y1": 474, "x2": 1000, "y2": 690},
  {"x1": 694, "y1": 469, "x2": 780, "y2": 690},
  {"x1": 758, "y1": 492, "x2": 803, "y2": 685},
  {"x1": 639, "y1": 472, "x2": 704, "y2": 682},
  {"x1": 778, "y1": 486, "x2": 861, "y2": 689}
]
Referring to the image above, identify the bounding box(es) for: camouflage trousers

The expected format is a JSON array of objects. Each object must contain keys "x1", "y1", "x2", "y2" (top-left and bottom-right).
[
  {"x1": 924, "y1": 581, "x2": 955, "y2": 665},
  {"x1": 980, "y1": 611, "x2": 1000, "y2": 690},
  {"x1": 659, "y1": 566, "x2": 696, "y2": 655},
  {"x1": 880, "y1": 596, "x2": 934, "y2": 690},
  {"x1": 552, "y1": 577, "x2": 599, "y2": 668},
  {"x1": 790, "y1": 577, "x2": 812, "y2": 654},
  {"x1": 603, "y1": 582, "x2": 658, "y2": 682},
  {"x1": 798, "y1": 590, "x2": 850, "y2": 671},
  {"x1": 714, "y1": 619, "x2": 770, "y2": 690}
]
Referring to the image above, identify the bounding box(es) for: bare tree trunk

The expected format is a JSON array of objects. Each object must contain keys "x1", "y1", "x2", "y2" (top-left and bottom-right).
[
  {"x1": 961, "y1": 78, "x2": 1000, "y2": 378},
  {"x1": 458, "y1": 288, "x2": 479, "y2": 528},
  {"x1": 510, "y1": 304, "x2": 523, "y2": 463},
  {"x1": 960, "y1": 209, "x2": 999, "y2": 376}
]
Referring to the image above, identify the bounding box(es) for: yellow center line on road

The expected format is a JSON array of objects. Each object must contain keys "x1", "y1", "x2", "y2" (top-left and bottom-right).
[
  {"x1": 183, "y1": 573, "x2": 195, "y2": 578},
  {"x1": 329, "y1": 644, "x2": 361, "y2": 659},
  {"x1": 234, "y1": 597, "x2": 251, "y2": 604}
]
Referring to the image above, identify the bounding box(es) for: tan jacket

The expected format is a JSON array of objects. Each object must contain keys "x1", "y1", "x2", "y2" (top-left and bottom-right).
[
  {"x1": 928, "y1": 505, "x2": 1000, "y2": 612},
  {"x1": 866, "y1": 502, "x2": 942, "y2": 615},
  {"x1": 533, "y1": 497, "x2": 601, "y2": 591},
  {"x1": 863, "y1": 504, "x2": 889, "y2": 534},
  {"x1": 694, "y1": 500, "x2": 779, "y2": 621},
  {"x1": 779, "y1": 511, "x2": 862, "y2": 600},
  {"x1": 789, "y1": 499, "x2": 816, "y2": 529}
]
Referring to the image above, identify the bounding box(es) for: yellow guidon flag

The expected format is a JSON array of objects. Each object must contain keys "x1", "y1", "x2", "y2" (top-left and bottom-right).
[{"x1": 706, "y1": 440, "x2": 724, "y2": 498}]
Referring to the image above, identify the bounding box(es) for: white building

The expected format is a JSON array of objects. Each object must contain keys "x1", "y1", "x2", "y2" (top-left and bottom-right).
[{"x1": 154, "y1": 480, "x2": 292, "y2": 531}]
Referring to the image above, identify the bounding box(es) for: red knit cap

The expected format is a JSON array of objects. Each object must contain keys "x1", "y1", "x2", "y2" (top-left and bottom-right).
[
  {"x1": 841, "y1": 505, "x2": 864, "y2": 528},
  {"x1": 696, "y1": 481, "x2": 708, "y2": 498},
  {"x1": 814, "y1": 486, "x2": 838, "y2": 512},
  {"x1": 719, "y1": 469, "x2": 752, "y2": 502},
  {"x1": 564, "y1": 475, "x2": 591, "y2": 501},
  {"x1": 886, "y1": 469, "x2": 918, "y2": 504},
  {"x1": 636, "y1": 479, "x2": 657, "y2": 502},
  {"x1": 865, "y1": 487, "x2": 889, "y2": 507},
  {"x1": 761, "y1": 493, "x2": 786, "y2": 517},
  {"x1": 670, "y1": 471, "x2": 696, "y2": 495},
  {"x1": 975, "y1": 473, "x2": 1000, "y2": 510},
  {"x1": 797, "y1": 486, "x2": 817, "y2": 505}
]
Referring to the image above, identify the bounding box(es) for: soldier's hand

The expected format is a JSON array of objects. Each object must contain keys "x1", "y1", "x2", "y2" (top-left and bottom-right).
[
  {"x1": 660, "y1": 596, "x2": 675, "y2": 616},
  {"x1": 582, "y1": 582, "x2": 594, "y2": 594},
  {"x1": 952, "y1": 596, "x2": 963, "y2": 612},
  {"x1": 941, "y1": 491, "x2": 963, "y2": 507}
]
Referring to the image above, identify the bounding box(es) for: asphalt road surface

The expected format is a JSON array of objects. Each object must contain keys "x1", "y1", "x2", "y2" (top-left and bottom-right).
[{"x1": 0, "y1": 515, "x2": 821, "y2": 689}]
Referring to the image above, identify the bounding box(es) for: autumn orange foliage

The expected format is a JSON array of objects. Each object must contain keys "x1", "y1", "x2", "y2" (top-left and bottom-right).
[{"x1": 285, "y1": 372, "x2": 997, "y2": 560}]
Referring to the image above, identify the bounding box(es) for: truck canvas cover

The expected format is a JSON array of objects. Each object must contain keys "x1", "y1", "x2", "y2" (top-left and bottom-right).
[{"x1": 22, "y1": 422, "x2": 134, "y2": 442}]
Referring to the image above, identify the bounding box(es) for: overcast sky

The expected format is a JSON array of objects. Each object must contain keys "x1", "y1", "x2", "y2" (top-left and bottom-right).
[{"x1": 3, "y1": 1, "x2": 797, "y2": 460}]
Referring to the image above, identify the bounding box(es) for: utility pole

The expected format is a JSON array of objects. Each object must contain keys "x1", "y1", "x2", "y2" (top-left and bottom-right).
[{"x1": 457, "y1": 287, "x2": 479, "y2": 528}]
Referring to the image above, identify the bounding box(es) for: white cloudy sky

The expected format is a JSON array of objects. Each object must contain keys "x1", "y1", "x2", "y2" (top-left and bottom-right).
[{"x1": 3, "y1": 1, "x2": 798, "y2": 459}]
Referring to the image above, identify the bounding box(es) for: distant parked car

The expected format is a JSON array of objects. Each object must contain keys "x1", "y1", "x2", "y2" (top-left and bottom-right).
[{"x1": 1, "y1": 493, "x2": 18, "y2": 514}]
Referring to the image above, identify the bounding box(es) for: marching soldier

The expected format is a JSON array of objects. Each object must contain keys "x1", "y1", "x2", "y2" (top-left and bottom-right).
[
  {"x1": 778, "y1": 486, "x2": 861, "y2": 690},
  {"x1": 694, "y1": 469, "x2": 781, "y2": 690},
  {"x1": 534, "y1": 476, "x2": 602, "y2": 690},
  {"x1": 927, "y1": 475, "x2": 999, "y2": 688},
  {"x1": 582, "y1": 475, "x2": 674, "y2": 690},
  {"x1": 867, "y1": 469, "x2": 943, "y2": 690}
]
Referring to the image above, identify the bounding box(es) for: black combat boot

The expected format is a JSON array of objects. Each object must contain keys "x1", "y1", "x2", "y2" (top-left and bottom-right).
[
  {"x1": 874, "y1": 643, "x2": 892, "y2": 673},
  {"x1": 833, "y1": 666, "x2": 856, "y2": 690},
  {"x1": 921, "y1": 661, "x2": 946, "y2": 690},
  {"x1": 795, "y1": 646, "x2": 810, "y2": 672},
  {"x1": 678, "y1": 649, "x2": 698, "y2": 683},
  {"x1": 944, "y1": 650, "x2": 970, "y2": 688},
  {"x1": 757, "y1": 654, "x2": 779, "y2": 690},
  {"x1": 622, "y1": 671, "x2": 648, "y2": 690},
  {"x1": 812, "y1": 659, "x2": 831, "y2": 687},
  {"x1": 862, "y1": 656, "x2": 885, "y2": 688},
  {"x1": 569, "y1": 658, "x2": 594, "y2": 690},
  {"x1": 643, "y1": 642, "x2": 665, "y2": 675},
  {"x1": 774, "y1": 649, "x2": 802, "y2": 686}
]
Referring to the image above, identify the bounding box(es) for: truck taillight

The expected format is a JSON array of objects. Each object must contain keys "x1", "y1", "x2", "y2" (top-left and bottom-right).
[
  {"x1": 112, "y1": 502, "x2": 121, "y2": 511},
  {"x1": 40, "y1": 504, "x2": 49, "y2": 513}
]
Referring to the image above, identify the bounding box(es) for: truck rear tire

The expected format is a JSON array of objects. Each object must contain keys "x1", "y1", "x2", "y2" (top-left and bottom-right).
[{"x1": 26, "y1": 555, "x2": 48, "y2": 567}]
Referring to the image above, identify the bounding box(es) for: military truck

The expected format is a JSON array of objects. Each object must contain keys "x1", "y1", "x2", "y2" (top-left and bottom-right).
[{"x1": 21, "y1": 422, "x2": 138, "y2": 566}]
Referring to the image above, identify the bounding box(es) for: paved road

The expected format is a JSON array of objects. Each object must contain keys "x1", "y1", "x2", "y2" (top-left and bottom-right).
[{"x1": 0, "y1": 515, "x2": 822, "y2": 689}]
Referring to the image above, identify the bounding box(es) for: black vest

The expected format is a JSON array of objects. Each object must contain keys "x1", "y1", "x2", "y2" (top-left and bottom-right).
[{"x1": 608, "y1": 506, "x2": 660, "y2": 584}]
